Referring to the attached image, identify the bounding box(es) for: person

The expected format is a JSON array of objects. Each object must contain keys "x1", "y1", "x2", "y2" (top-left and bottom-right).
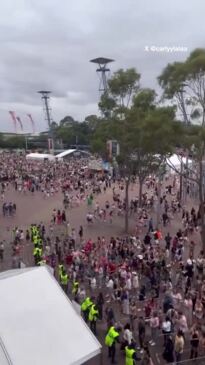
[
  {"x1": 174, "y1": 329, "x2": 184, "y2": 364},
  {"x1": 149, "y1": 311, "x2": 159, "y2": 346},
  {"x1": 141, "y1": 345, "x2": 153, "y2": 365},
  {"x1": 81, "y1": 296, "x2": 93, "y2": 322},
  {"x1": 138, "y1": 317, "x2": 146, "y2": 352},
  {"x1": 79, "y1": 225, "x2": 83, "y2": 241},
  {"x1": 33, "y1": 246, "x2": 42, "y2": 265},
  {"x1": 163, "y1": 335, "x2": 174, "y2": 363},
  {"x1": 105, "y1": 325, "x2": 121, "y2": 364},
  {"x1": 125, "y1": 342, "x2": 138, "y2": 365},
  {"x1": 190, "y1": 326, "x2": 199, "y2": 359},
  {"x1": 88, "y1": 302, "x2": 99, "y2": 335},
  {"x1": 106, "y1": 307, "x2": 115, "y2": 329},
  {"x1": 72, "y1": 280, "x2": 79, "y2": 298},
  {"x1": 60, "y1": 268, "x2": 69, "y2": 293},
  {"x1": 162, "y1": 316, "x2": 172, "y2": 346},
  {"x1": 121, "y1": 323, "x2": 133, "y2": 350},
  {"x1": 58, "y1": 263, "x2": 64, "y2": 279},
  {"x1": 177, "y1": 311, "x2": 188, "y2": 335},
  {"x1": 0, "y1": 241, "x2": 4, "y2": 261},
  {"x1": 96, "y1": 292, "x2": 104, "y2": 320}
]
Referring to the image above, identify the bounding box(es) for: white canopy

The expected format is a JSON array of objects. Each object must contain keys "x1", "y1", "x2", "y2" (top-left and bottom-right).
[
  {"x1": 26, "y1": 153, "x2": 55, "y2": 161},
  {"x1": 167, "y1": 154, "x2": 192, "y2": 168},
  {"x1": 56, "y1": 149, "x2": 76, "y2": 158},
  {"x1": 0, "y1": 267, "x2": 101, "y2": 365}
]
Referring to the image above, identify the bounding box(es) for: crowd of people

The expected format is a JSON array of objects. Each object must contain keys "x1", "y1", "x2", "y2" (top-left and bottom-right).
[{"x1": 0, "y1": 152, "x2": 205, "y2": 364}]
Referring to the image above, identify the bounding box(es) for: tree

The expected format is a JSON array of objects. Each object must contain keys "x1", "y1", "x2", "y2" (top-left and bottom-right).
[
  {"x1": 84, "y1": 115, "x2": 99, "y2": 132},
  {"x1": 124, "y1": 105, "x2": 179, "y2": 206},
  {"x1": 93, "y1": 96, "x2": 178, "y2": 232},
  {"x1": 59, "y1": 115, "x2": 76, "y2": 127},
  {"x1": 99, "y1": 68, "x2": 140, "y2": 118},
  {"x1": 95, "y1": 67, "x2": 179, "y2": 232},
  {"x1": 159, "y1": 48, "x2": 205, "y2": 254}
]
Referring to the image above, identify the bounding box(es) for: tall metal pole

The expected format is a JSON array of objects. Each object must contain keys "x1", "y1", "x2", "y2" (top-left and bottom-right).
[
  {"x1": 38, "y1": 91, "x2": 54, "y2": 153},
  {"x1": 43, "y1": 95, "x2": 52, "y2": 129},
  {"x1": 90, "y1": 57, "x2": 114, "y2": 94}
]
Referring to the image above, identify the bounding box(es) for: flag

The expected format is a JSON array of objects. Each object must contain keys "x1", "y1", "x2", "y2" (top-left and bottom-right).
[
  {"x1": 27, "y1": 114, "x2": 35, "y2": 133},
  {"x1": 8, "y1": 111, "x2": 17, "y2": 132},
  {"x1": 48, "y1": 138, "x2": 53, "y2": 151},
  {"x1": 16, "y1": 116, "x2": 23, "y2": 131}
]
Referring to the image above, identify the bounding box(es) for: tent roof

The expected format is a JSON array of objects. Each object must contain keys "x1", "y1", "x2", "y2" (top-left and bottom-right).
[
  {"x1": 0, "y1": 267, "x2": 101, "y2": 365},
  {"x1": 167, "y1": 153, "x2": 192, "y2": 167},
  {"x1": 55, "y1": 149, "x2": 76, "y2": 158},
  {"x1": 26, "y1": 153, "x2": 55, "y2": 160}
]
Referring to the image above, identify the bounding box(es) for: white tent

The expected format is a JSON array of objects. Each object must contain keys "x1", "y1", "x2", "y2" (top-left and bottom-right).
[
  {"x1": 167, "y1": 154, "x2": 192, "y2": 168},
  {"x1": 0, "y1": 267, "x2": 101, "y2": 365},
  {"x1": 26, "y1": 152, "x2": 55, "y2": 161},
  {"x1": 55, "y1": 149, "x2": 76, "y2": 158}
]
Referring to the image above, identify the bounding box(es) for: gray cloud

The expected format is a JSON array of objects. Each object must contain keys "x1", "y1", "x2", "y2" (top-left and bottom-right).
[{"x1": 0, "y1": 0, "x2": 204, "y2": 132}]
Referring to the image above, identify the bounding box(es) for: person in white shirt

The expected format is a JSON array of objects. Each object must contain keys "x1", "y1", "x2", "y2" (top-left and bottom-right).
[
  {"x1": 107, "y1": 277, "x2": 114, "y2": 290},
  {"x1": 90, "y1": 276, "x2": 97, "y2": 292},
  {"x1": 132, "y1": 273, "x2": 139, "y2": 291},
  {"x1": 106, "y1": 277, "x2": 114, "y2": 300},
  {"x1": 162, "y1": 316, "x2": 172, "y2": 346},
  {"x1": 125, "y1": 276, "x2": 132, "y2": 291},
  {"x1": 122, "y1": 323, "x2": 134, "y2": 349}
]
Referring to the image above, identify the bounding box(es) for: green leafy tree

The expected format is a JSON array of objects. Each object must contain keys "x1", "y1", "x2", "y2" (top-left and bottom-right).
[
  {"x1": 99, "y1": 68, "x2": 140, "y2": 118},
  {"x1": 159, "y1": 48, "x2": 205, "y2": 254}
]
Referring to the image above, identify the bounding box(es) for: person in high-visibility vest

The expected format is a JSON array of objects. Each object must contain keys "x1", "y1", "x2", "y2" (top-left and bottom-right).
[
  {"x1": 72, "y1": 280, "x2": 79, "y2": 297},
  {"x1": 88, "y1": 303, "x2": 99, "y2": 335},
  {"x1": 33, "y1": 236, "x2": 38, "y2": 247},
  {"x1": 58, "y1": 264, "x2": 64, "y2": 278},
  {"x1": 38, "y1": 238, "x2": 43, "y2": 247},
  {"x1": 81, "y1": 297, "x2": 93, "y2": 322},
  {"x1": 33, "y1": 246, "x2": 42, "y2": 265},
  {"x1": 60, "y1": 268, "x2": 69, "y2": 293},
  {"x1": 125, "y1": 343, "x2": 138, "y2": 365},
  {"x1": 105, "y1": 325, "x2": 121, "y2": 364}
]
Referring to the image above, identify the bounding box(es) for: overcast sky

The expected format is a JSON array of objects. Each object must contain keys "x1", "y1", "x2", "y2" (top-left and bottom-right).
[{"x1": 0, "y1": 0, "x2": 204, "y2": 132}]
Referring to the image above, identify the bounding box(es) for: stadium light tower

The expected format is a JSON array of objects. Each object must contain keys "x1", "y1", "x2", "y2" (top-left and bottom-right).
[
  {"x1": 38, "y1": 91, "x2": 52, "y2": 129},
  {"x1": 38, "y1": 90, "x2": 54, "y2": 153},
  {"x1": 90, "y1": 57, "x2": 114, "y2": 94}
]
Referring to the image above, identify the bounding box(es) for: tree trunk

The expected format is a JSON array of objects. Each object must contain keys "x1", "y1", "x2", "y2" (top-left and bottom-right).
[
  {"x1": 138, "y1": 179, "x2": 143, "y2": 207},
  {"x1": 179, "y1": 161, "x2": 183, "y2": 201},
  {"x1": 125, "y1": 179, "x2": 129, "y2": 233}
]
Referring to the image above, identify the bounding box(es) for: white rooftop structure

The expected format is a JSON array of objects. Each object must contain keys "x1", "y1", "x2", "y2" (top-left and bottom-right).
[
  {"x1": 0, "y1": 266, "x2": 101, "y2": 365},
  {"x1": 167, "y1": 153, "x2": 192, "y2": 168},
  {"x1": 55, "y1": 149, "x2": 76, "y2": 158},
  {"x1": 26, "y1": 152, "x2": 55, "y2": 161}
]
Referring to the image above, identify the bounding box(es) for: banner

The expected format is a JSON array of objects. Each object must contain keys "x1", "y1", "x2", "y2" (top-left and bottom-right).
[
  {"x1": 16, "y1": 116, "x2": 23, "y2": 131},
  {"x1": 8, "y1": 111, "x2": 17, "y2": 132},
  {"x1": 27, "y1": 114, "x2": 35, "y2": 133}
]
